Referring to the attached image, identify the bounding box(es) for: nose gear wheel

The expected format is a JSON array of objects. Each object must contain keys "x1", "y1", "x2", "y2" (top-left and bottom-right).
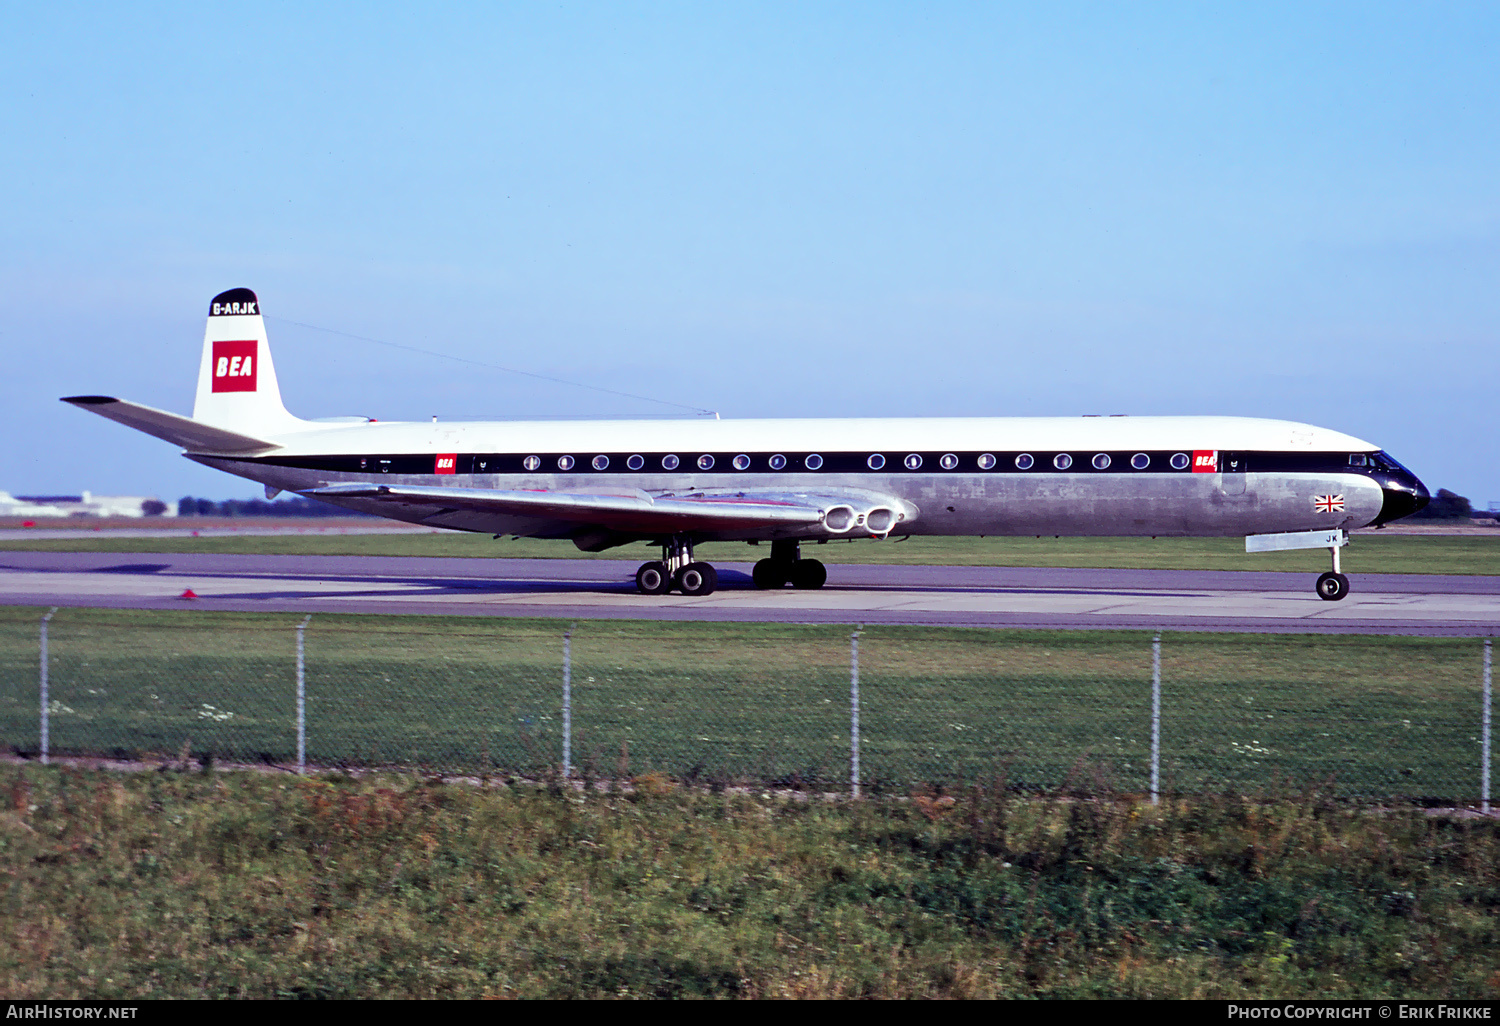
[{"x1": 1315, "y1": 572, "x2": 1349, "y2": 601}]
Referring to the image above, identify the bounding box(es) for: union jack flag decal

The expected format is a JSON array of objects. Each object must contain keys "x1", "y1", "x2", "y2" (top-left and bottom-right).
[{"x1": 1313, "y1": 494, "x2": 1345, "y2": 513}]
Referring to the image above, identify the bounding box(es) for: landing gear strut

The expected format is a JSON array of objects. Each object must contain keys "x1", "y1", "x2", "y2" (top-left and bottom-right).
[
  {"x1": 1316, "y1": 534, "x2": 1349, "y2": 601},
  {"x1": 752, "y1": 540, "x2": 827, "y2": 590},
  {"x1": 636, "y1": 535, "x2": 718, "y2": 596}
]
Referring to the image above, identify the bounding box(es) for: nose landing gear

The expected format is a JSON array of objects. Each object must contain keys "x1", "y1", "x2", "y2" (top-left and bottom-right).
[
  {"x1": 1316, "y1": 533, "x2": 1349, "y2": 601},
  {"x1": 1246, "y1": 528, "x2": 1353, "y2": 601},
  {"x1": 636, "y1": 535, "x2": 719, "y2": 596},
  {"x1": 752, "y1": 540, "x2": 826, "y2": 590}
]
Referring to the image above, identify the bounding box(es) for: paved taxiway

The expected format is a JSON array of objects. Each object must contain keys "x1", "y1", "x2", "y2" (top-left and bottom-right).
[{"x1": 1, "y1": 551, "x2": 1497, "y2": 634}]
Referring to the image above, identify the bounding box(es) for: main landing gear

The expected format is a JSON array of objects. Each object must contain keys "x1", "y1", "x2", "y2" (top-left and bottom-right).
[
  {"x1": 636, "y1": 535, "x2": 719, "y2": 596},
  {"x1": 752, "y1": 540, "x2": 827, "y2": 590},
  {"x1": 1316, "y1": 535, "x2": 1349, "y2": 601}
]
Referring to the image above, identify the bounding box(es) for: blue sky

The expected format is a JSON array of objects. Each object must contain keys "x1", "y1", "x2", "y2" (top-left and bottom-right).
[{"x1": 4, "y1": 3, "x2": 1497, "y2": 505}]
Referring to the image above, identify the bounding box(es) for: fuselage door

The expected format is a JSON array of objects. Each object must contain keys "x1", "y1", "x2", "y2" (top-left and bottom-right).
[{"x1": 1221, "y1": 451, "x2": 1246, "y2": 495}]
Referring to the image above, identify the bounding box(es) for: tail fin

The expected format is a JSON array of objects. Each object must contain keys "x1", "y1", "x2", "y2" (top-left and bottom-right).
[{"x1": 192, "y1": 288, "x2": 305, "y2": 435}]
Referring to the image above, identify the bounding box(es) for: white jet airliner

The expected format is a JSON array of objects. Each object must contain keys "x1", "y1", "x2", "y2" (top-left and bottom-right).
[{"x1": 65, "y1": 289, "x2": 1429, "y2": 600}]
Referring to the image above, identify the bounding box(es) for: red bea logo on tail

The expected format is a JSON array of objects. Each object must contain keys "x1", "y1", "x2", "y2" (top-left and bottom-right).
[{"x1": 211, "y1": 340, "x2": 258, "y2": 393}]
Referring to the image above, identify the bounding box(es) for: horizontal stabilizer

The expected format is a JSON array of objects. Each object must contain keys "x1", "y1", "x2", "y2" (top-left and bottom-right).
[
  {"x1": 62, "y1": 396, "x2": 281, "y2": 454},
  {"x1": 302, "y1": 482, "x2": 833, "y2": 534}
]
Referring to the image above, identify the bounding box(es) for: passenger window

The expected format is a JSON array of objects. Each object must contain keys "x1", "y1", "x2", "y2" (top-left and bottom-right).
[
  {"x1": 662, "y1": 454, "x2": 680, "y2": 470},
  {"x1": 940, "y1": 453, "x2": 958, "y2": 470},
  {"x1": 904, "y1": 454, "x2": 922, "y2": 470},
  {"x1": 557, "y1": 455, "x2": 575, "y2": 471},
  {"x1": 523, "y1": 455, "x2": 541, "y2": 471},
  {"x1": 592, "y1": 455, "x2": 609, "y2": 470},
  {"x1": 867, "y1": 454, "x2": 886, "y2": 470},
  {"x1": 1054, "y1": 454, "x2": 1073, "y2": 470},
  {"x1": 732, "y1": 454, "x2": 751, "y2": 470},
  {"x1": 805, "y1": 454, "x2": 824, "y2": 470},
  {"x1": 1170, "y1": 453, "x2": 1189, "y2": 470},
  {"x1": 1092, "y1": 453, "x2": 1111, "y2": 470},
  {"x1": 1131, "y1": 453, "x2": 1149, "y2": 470},
  {"x1": 977, "y1": 453, "x2": 997, "y2": 470},
  {"x1": 626, "y1": 454, "x2": 644, "y2": 471},
  {"x1": 769, "y1": 454, "x2": 787, "y2": 471},
  {"x1": 1014, "y1": 454, "x2": 1033, "y2": 470},
  {"x1": 697, "y1": 454, "x2": 715, "y2": 470}
]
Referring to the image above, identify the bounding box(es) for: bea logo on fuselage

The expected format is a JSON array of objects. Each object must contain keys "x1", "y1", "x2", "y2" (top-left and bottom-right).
[
  {"x1": 1192, "y1": 450, "x2": 1218, "y2": 473},
  {"x1": 211, "y1": 340, "x2": 258, "y2": 393}
]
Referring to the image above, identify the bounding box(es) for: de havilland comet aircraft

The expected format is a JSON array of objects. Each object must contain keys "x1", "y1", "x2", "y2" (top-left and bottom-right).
[{"x1": 65, "y1": 288, "x2": 1430, "y2": 600}]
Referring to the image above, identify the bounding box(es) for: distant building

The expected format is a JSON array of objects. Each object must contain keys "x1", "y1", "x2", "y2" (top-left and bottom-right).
[{"x1": 0, "y1": 491, "x2": 174, "y2": 518}]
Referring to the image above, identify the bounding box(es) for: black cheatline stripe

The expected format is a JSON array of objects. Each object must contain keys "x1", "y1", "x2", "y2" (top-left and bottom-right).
[{"x1": 230, "y1": 450, "x2": 1374, "y2": 477}]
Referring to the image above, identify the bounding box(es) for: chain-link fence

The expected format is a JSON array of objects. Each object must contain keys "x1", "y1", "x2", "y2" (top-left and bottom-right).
[{"x1": 0, "y1": 606, "x2": 1492, "y2": 804}]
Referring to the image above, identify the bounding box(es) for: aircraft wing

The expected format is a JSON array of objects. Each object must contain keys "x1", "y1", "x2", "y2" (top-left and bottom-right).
[{"x1": 300, "y1": 482, "x2": 902, "y2": 536}]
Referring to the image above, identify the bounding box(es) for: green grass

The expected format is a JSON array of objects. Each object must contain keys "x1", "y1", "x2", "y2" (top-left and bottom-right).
[
  {"x1": 2, "y1": 767, "x2": 1497, "y2": 998},
  {"x1": 1, "y1": 607, "x2": 1491, "y2": 800},
  {"x1": 4, "y1": 531, "x2": 1499, "y2": 574}
]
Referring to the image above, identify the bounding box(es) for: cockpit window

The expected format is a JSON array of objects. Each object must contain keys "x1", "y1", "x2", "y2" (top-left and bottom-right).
[{"x1": 1348, "y1": 454, "x2": 1369, "y2": 467}]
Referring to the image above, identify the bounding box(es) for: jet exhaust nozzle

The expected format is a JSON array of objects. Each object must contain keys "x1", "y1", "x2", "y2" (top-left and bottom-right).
[
  {"x1": 864, "y1": 506, "x2": 897, "y2": 536},
  {"x1": 823, "y1": 505, "x2": 856, "y2": 533}
]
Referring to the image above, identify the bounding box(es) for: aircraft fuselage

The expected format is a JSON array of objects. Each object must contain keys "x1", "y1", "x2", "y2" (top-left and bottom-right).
[{"x1": 192, "y1": 415, "x2": 1427, "y2": 545}]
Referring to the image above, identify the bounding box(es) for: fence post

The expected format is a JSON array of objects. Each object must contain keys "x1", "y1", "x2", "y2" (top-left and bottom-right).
[
  {"x1": 562, "y1": 627, "x2": 573, "y2": 781},
  {"x1": 1151, "y1": 633, "x2": 1161, "y2": 806},
  {"x1": 39, "y1": 608, "x2": 56, "y2": 766},
  {"x1": 296, "y1": 615, "x2": 311, "y2": 775},
  {"x1": 1484, "y1": 638, "x2": 1492, "y2": 815},
  {"x1": 850, "y1": 626, "x2": 861, "y2": 798}
]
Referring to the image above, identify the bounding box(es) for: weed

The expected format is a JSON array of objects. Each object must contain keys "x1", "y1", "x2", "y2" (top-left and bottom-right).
[{"x1": 4, "y1": 765, "x2": 1496, "y2": 997}]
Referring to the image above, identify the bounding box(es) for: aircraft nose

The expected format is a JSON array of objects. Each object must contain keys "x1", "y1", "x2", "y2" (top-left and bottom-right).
[{"x1": 1373, "y1": 471, "x2": 1430, "y2": 526}]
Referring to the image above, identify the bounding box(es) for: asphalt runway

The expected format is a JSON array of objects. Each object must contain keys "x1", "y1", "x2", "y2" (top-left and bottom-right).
[
  {"x1": 0, "y1": 524, "x2": 434, "y2": 540},
  {"x1": 2, "y1": 551, "x2": 1498, "y2": 634}
]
